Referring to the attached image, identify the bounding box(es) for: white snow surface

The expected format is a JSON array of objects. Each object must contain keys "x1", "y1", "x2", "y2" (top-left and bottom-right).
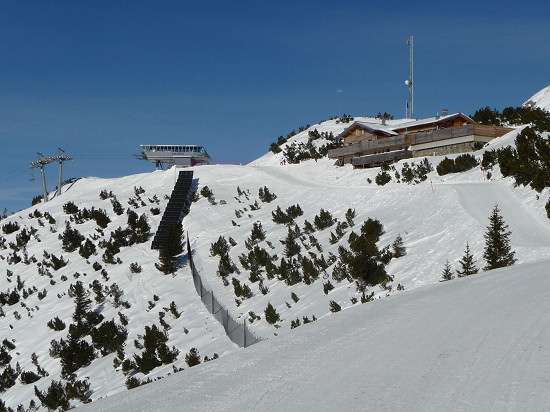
[
  {"x1": 523, "y1": 85, "x2": 550, "y2": 112},
  {"x1": 81, "y1": 260, "x2": 550, "y2": 412},
  {"x1": 1, "y1": 120, "x2": 550, "y2": 411}
]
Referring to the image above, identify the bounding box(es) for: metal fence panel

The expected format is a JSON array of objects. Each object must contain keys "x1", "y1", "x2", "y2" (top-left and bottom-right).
[{"x1": 186, "y1": 234, "x2": 260, "y2": 348}]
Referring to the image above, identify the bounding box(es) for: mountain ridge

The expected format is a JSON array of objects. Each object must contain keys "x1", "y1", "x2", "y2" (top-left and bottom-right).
[{"x1": 1, "y1": 87, "x2": 550, "y2": 410}]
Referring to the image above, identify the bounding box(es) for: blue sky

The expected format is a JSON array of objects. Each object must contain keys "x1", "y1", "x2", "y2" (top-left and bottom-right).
[{"x1": 1, "y1": 0, "x2": 549, "y2": 213}]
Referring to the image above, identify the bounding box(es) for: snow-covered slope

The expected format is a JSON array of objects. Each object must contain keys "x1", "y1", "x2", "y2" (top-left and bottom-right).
[
  {"x1": 0, "y1": 170, "x2": 238, "y2": 409},
  {"x1": 1, "y1": 120, "x2": 550, "y2": 410},
  {"x1": 523, "y1": 85, "x2": 550, "y2": 111},
  {"x1": 81, "y1": 260, "x2": 550, "y2": 412}
]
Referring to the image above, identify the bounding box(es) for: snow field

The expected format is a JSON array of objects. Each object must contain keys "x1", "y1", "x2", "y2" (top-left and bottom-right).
[
  {"x1": 1, "y1": 117, "x2": 550, "y2": 410},
  {"x1": 80, "y1": 260, "x2": 550, "y2": 411}
]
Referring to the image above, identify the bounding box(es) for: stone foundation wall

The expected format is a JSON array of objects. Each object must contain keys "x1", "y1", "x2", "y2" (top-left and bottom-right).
[{"x1": 412, "y1": 142, "x2": 476, "y2": 158}]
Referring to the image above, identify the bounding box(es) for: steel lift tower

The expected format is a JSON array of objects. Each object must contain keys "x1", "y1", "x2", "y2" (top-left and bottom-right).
[{"x1": 29, "y1": 148, "x2": 72, "y2": 203}]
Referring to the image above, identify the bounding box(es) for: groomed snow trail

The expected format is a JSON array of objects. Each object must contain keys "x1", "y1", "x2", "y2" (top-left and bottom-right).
[
  {"x1": 450, "y1": 182, "x2": 550, "y2": 248},
  {"x1": 80, "y1": 261, "x2": 550, "y2": 412}
]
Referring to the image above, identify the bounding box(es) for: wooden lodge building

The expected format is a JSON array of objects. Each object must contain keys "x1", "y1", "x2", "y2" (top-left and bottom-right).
[{"x1": 327, "y1": 112, "x2": 513, "y2": 168}]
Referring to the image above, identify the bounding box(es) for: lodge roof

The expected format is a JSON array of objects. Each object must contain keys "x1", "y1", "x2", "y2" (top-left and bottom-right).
[{"x1": 338, "y1": 113, "x2": 476, "y2": 138}]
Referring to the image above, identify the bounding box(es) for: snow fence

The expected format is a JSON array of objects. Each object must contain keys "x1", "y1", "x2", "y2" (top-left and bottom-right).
[{"x1": 186, "y1": 234, "x2": 261, "y2": 348}]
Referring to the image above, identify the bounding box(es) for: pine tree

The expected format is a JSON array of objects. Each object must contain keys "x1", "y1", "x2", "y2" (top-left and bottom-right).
[
  {"x1": 34, "y1": 380, "x2": 70, "y2": 411},
  {"x1": 185, "y1": 347, "x2": 201, "y2": 367},
  {"x1": 249, "y1": 222, "x2": 266, "y2": 244},
  {"x1": 90, "y1": 319, "x2": 128, "y2": 356},
  {"x1": 456, "y1": 243, "x2": 478, "y2": 277},
  {"x1": 134, "y1": 214, "x2": 151, "y2": 244},
  {"x1": 281, "y1": 227, "x2": 300, "y2": 258},
  {"x1": 345, "y1": 208, "x2": 356, "y2": 227},
  {"x1": 69, "y1": 281, "x2": 91, "y2": 325},
  {"x1": 133, "y1": 324, "x2": 179, "y2": 374},
  {"x1": 483, "y1": 205, "x2": 516, "y2": 271},
  {"x1": 440, "y1": 260, "x2": 454, "y2": 281},
  {"x1": 59, "y1": 333, "x2": 95, "y2": 379}
]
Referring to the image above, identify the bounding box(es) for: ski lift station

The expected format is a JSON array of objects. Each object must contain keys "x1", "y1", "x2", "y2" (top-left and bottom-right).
[{"x1": 138, "y1": 145, "x2": 212, "y2": 169}]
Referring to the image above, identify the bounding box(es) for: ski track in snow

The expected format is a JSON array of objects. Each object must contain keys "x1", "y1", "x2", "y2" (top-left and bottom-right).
[{"x1": 450, "y1": 182, "x2": 550, "y2": 247}]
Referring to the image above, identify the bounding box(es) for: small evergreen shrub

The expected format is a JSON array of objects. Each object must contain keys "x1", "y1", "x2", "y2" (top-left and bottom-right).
[
  {"x1": 34, "y1": 379, "x2": 91, "y2": 410},
  {"x1": 89, "y1": 208, "x2": 111, "y2": 229},
  {"x1": 99, "y1": 189, "x2": 115, "y2": 200},
  {"x1": 440, "y1": 260, "x2": 454, "y2": 282},
  {"x1": 129, "y1": 262, "x2": 142, "y2": 273},
  {"x1": 210, "y1": 236, "x2": 230, "y2": 257},
  {"x1": 272, "y1": 204, "x2": 303, "y2": 225},
  {"x1": 375, "y1": 170, "x2": 391, "y2": 185},
  {"x1": 111, "y1": 199, "x2": 124, "y2": 215},
  {"x1": 126, "y1": 210, "x2": 150, "y2": 244},
  {"x1": 456, "y1": 243, "x2": 478, "y2": 277},
  {"x1": 270, "y1": 142, "x2": 282, "y2": 153},
  {"x1": 185, "y1": 347, "x2": 201, "y2": 367},
  {"x1": 63, "y1": 201, "x2": 79, "y2": 215},
  {"x1": 44, "y1": 212, "x2": 55, "y2": 224},
  {"x1": 59, "y1": 222, "x2": 84, "y2": 253},
  {"x1": 90, "y1": 319, "x2": 128, "y2": 356},
  {"x1": 90, "y1": 280, "x2": 104, "y2": 303},
  {"x1": 280, "y1": 227, "x2": 301, "y2": 257},
  {"x1": 78, "y1": 239, "x2": 97, "y2": 259},
  {"x1": 216, "y1": 254, "x2": 238, "y2": 280},
  {"x1": 125, "y1": 376, "x2": 142, "y2": 390},
  {"x1": 290, "y1": 318, "x2": 301, "y2": 329},
  {"x1": 47, "y1": 317, "x2": 66, "y2": 331},
  {"x1": 345, "y1": 208, "x2": 356, "y2": 227},
  {"x1": 329, "y1": 300, "x2": 342, "y2": 313},
  {"x1": 258, "y1": 186, "x2": 277, "y2": 203},
  {"x1": 167, "y1": 301, "x2": 181, "y2": 318},
  {"x1": 392, "y1": 234, "x2": 406, "y2": 258},
  {"x1": 200, "y1": 186, "x2": 214, "y2": 199},
  {"x1": 264, "y1": 302, "x2": 280, "y2": 324},
  {"x1": 436, "y1": 154, "x2": 478, "y2": 175},
  {"x1": 132, "y1": 324, "x2": 179, "y2": 374},
  {"x1": 134, "y1": 186, "x2": 145, "y2": 196},
  {"x1": 2, "y1": 221, "x2": 20, "y2": 235},
  {"x1": 249, "y1": 222, "x2": 266, "y2": 244},
  {"x1": 303, "y1": 220, "x2": 315, "y2": 234},
  {"x1": 20, "y1": 370, "x2": 41, "y2": 385},
  {"x1": 232, "y1": 278, "x2": 253, "y2": 299},
  {"x1": 314, "y1": 209, "x2": 334, "y2": 230},
  {"x1": 335, "y1": 218, "x2": 389, "y2": 287},
  {"x1": 323, "y1": 280, "x2": 334, "y2": 294}
]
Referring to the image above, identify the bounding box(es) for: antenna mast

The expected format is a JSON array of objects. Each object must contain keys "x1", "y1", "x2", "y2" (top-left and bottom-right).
[
  {"x1": 405, "y1": 35, "x2": 414, "y2": 119},
  {"x1": 337, "y1": 89, "x2": 342, "y2": 117}
]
